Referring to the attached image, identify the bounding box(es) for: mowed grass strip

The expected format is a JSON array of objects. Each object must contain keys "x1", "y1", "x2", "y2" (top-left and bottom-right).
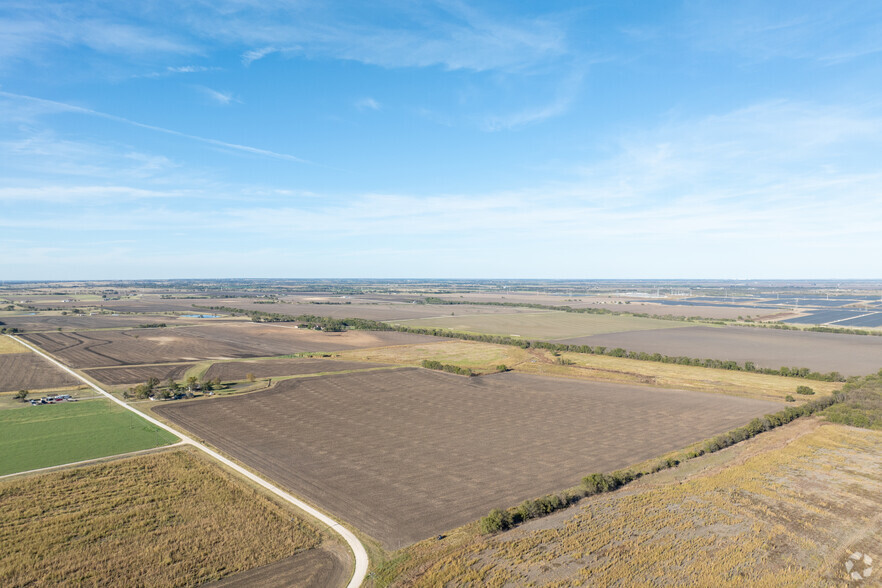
[
  {"x1": 0, "y1": 450, "x2": 323, "y2": 587},
  {"x1": 0, "y1": 400, "x2": 178, "y2": 476},
  {"x1": 389, "y1": 311, "x2": 689, "y2": 340}
]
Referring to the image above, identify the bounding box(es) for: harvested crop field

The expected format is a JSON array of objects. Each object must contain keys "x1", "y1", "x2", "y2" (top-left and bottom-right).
[
  {"x1": 390, "y1": 311, "x2": 688, "y2": 340},
  {"x1": 21, "y1": 325, "x2": 438, "y2": 368},
  {"x1": 386, "y1": 420, "x2": 882, "y2": 586},
  {"x1": 559, "y1": 325, "x2": 882, "y2": 376},
  {"x1": 0, "y1": 450, "x2": 330, "y2": 587},
  {"x1": 0, "y1": 353, "x2": 78, "y2": 392},
  {"x1": 203, "y1": 358, "x2": 391, "y2": 382},
  {"x1": 155, "y1": 369, "x2": 779, "y2": 549},
  {"x1": 83, "y1": 363, "x2": 196, "y2": 386}
]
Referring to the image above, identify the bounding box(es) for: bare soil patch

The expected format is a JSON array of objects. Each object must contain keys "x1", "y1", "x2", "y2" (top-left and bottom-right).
[
  {"x1": 559, "y1": 325, "x2": 882, "y2": 376},
  {"x1": 204, "y1": 357, "x2": 390, "y2": 381},
  {"x1": 155, "y1": 369, "x2": 778, "y2": 549},
  {"x1": 0, "y1": 353, "x2": 78, "y2": 392},
  {"x1": 205, "y1": 543, "x2": 351, "y2": 588},
  {"x1": 21, "y1": 325, "x2": 438, "y2": 368}
]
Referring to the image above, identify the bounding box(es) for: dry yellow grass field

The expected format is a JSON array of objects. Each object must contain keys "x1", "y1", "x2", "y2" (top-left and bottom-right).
[
  {"x1": 375, "y1": 419, "x2": 882, "y2": 587},
  {"x1": 0, "y1": 336, "x2": 27, "y2": 354},
  {"x1": 0, "y1": 449, "x2": 326, "y2": 587}
]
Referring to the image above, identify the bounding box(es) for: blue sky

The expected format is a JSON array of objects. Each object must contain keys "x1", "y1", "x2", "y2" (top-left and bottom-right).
[{"x1": 1, "y1": 1, "x2": 881, "y2": 280}]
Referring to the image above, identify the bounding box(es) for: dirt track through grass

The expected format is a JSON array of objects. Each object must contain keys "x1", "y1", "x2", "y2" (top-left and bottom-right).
[{"x1": 155, "y1": 368, "x2": 779, "y2": 549}]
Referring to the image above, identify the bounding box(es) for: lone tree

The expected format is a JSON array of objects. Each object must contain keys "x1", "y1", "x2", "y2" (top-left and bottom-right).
[
  {"x1": 14, "y1": 389, "x2": 28, "y2": 402},
  {"x1": 246, "y1": 372, "x2": 256, "y2": 383}
]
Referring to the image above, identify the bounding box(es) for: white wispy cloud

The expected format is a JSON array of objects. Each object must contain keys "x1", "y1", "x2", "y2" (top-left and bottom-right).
[
  {"x1": 197, "y1": 86, "x2": 238, "y2": 105},
  {"x1": 0, "y1": 91, "x2": 311, "y2": 164},
  {"x1": 167, "y1": 65, "x2": 217, "y2": 73},
  {"x1": 242, "y1": 46, "x2": 279, "y2": 66},
  {"x1": 355, "y1": 97, "x2": 381, "y2": 111}
]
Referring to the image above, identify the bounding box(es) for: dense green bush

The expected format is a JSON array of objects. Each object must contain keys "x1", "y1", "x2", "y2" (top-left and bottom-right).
[{"x1": 796, "y1": 385, "x2": 815, "y2": 395}]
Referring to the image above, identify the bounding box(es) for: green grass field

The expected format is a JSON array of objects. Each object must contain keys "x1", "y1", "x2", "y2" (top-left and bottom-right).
[
  {"x1": 388, "y1": 311, "x2": 689, "y2": 341},
  {"x1": 0, "y1": 399, "x2": 178, "y2": 476}
]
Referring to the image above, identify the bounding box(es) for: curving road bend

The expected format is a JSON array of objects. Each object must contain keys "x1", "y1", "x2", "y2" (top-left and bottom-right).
[{"x1": 10, "y1": 335, "x2": 369, "y2": 588}]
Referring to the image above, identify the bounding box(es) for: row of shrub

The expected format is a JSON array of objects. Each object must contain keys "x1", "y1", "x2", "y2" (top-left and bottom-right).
[
  {"x1": 419, "y1": 359, "x2": 474, "y2": 376},
  {"x1": 479, "y1": 393, "x2": 841, "y2": 534},
  {"x1": 733, "y1": 322, "x2": 882, "y2": 337}
]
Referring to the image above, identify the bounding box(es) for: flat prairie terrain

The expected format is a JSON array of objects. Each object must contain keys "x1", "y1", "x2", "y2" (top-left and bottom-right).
[
  {"x1": 0, "y1": 353, "x2": 79, "y2": 392},
  {"x1": 83, "y1": 363, "x2": 196, "y2": 386},
  {"x1": 390, "y1": 311, "x2": 689, "y2": 340},
  {"x1": 0, "y1": 450, "x2": 329, "y2": 587},
  {"x1": 155, "y1": 369, "x2": 778, "y2": 549},
  {"x1": 21, "y1": 324, "x2": 438, "y2": 368},
  {"x1": 203, "y1": 357, "x2": 391, "y2": 381},
  {"x1": 385, "y1": 419, "x2": 882, "y2": 587},
  {"x1": 560, "y1": 325, "x2": 882, "y2": 376}
]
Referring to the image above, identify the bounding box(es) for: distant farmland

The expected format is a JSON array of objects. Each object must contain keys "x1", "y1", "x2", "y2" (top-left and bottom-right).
[
  {"x1": 21, "y1": 324, "x2": 439, "y2": 368},
  {"x1": 560, "y1": 325, "x2": 882, "y2": 376},
  {"x1": 156, "y1": 368, "x2": 779, "y2": 548},
  {"x1": 389, "y1": 311, "x2": 689, "y2": 341}
]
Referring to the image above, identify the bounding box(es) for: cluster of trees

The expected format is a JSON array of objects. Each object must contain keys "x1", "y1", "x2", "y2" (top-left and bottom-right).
[
  {"x1": 823, "y1": 370, "x2": 882, "y2": 429},
  {"x1": 0, "y1": 327, "x2": 20, "y2": 334},
  {"x1": 196, "y1": 306, "x2": 388, "y2": 333},
  {"x1": 124, "y1": 376, "x2": 223, "y2": 400},
  {"x1": 420, "y1": 359, "x2": 474, "y2": 376},
  {"x1": 479, "y1": 393, "x2": 842, "y2": 535},
  {"x1": 137, "y1": 323, "x2": 167, "y2": 329}
]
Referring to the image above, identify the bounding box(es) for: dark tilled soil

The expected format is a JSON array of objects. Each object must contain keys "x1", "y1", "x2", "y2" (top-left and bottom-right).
[
  {"x1": 155, "y1": 369, "x2": 780, "y2": 549},
  {"x1": 203, "y1": 358, "x2": 390, "y2": 381},
  {"x1": 0, "y1": 353, "x2": 78, "y2": 392},
  {"x1": 557, "y1": 325, "x2": 882, "y2": 376},
  {"x1": 83, "y1": 364, "x2": 196, "y2": 386},
  {"x1": 203, "y1": 543, "x2": 351, "y2": 588}
]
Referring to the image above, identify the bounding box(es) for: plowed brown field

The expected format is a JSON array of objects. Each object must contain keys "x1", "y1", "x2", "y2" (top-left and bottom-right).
[
  {"x1": 155, "y1": 369, "x2": 780, "y2": 549},
  {"x1": 0, "y1": 353, "x2": 78, "y2": 392},
  {"x1": 203, "y1": 358, "x2": 390, "y2": 381}
]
